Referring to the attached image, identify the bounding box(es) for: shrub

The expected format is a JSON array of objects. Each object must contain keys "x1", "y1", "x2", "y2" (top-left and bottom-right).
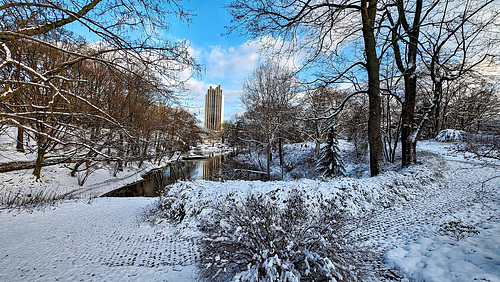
[
  {"x1": 198, "y1": 190, "x2": 365, "y2": 281},
  {"x1": 435, "y1": 129, "x2": 468, "y2": 142},
  {"x1": 144, "y1": 194, "x2": 186, "y2": 225},
  {"x1": 0, "y1": 188, "x2": 68, "y2": 211},
  {"x1": 439, "y1": 221, "x2": 480, "y2": 241},
  {"x1": 455, "y1": 134, "x2": 500, "y2": 160}
]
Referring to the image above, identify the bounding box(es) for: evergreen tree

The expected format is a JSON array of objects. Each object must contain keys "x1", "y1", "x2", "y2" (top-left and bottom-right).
[{"x1": 317, "y1": 125, "x2": 345, "y2": 178}]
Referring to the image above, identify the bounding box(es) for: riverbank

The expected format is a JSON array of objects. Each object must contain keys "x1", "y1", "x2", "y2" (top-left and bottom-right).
[
  {"x1": 0, "y1": 140, "x2": 499, "y2": 280},
  {"x1": 0, "y1": 132, "x2": 231, "y2": 205}
]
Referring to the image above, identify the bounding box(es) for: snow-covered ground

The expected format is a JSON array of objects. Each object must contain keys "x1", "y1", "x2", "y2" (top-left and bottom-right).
[
  {"x1": 0, "y1": 198, "x2": 199, "y2": 281},
  {"x1": 0, "y1": 129, "x2": 230, "y2": 202},
  {"x1": 0, "y1": 138, "x2": 499, "y2": 281}
]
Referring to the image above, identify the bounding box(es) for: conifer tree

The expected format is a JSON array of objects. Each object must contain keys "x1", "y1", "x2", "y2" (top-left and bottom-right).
[{"x1": 317, "y1": 125, "x2": 345, "y2": 178}]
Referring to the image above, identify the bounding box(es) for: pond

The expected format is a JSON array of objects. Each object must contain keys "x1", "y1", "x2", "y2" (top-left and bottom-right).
[{"x1": 101, "y1": 154, "x2": 226, "y2": 197}]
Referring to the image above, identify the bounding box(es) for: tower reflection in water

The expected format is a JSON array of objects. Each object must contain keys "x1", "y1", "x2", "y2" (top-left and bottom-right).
[
  {"x1": 103, "y1": 155, "x2": 225, "y2": 197},
  {"x1": 202, "y1": 154, "x2": 222, "y2": 181},
  {"x1": 162, "y1": 154, "x2": 223, "y2": 183}
]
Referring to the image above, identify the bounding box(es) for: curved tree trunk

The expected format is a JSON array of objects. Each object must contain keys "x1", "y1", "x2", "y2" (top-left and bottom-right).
[{"x1": 33, "y1": 147, "x2": 46, "y2": 180}]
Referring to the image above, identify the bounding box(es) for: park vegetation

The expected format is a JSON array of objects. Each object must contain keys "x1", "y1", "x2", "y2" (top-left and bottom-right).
[
  {"x1": 0, "y1": 0, "x2": 200, "y2": 180},
  {"x1": 224, "y1": 0, "x2": 500, "y2": 177}
]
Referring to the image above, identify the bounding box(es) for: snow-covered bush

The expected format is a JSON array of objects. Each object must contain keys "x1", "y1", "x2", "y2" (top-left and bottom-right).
[
  {"x1": 455, "y1": 134, "x2": 500, "y2": 160},
  {"x1": 144, "y1": 192, "x2": 189, "y2": 225},
  {"x1": 435, "y1": 129, "x2": 468, "y2": 142},
  {"x1": 147, "y1": 154, "x2": 447, "y2": 229},
  {"x1": 198, "y1": 190, "x2": 365, "y2": 281},
  {"x1": 145, "y1": 154, "x2": 447, "y2": 279},
  {"x1": 439, "y1": 221, "x2": 479, "y2": 241}
]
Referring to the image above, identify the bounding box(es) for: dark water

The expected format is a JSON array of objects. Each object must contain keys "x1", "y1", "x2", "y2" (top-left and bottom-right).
[{"x1": 102, "y1": 154, "x2": 225, "y2": 197}]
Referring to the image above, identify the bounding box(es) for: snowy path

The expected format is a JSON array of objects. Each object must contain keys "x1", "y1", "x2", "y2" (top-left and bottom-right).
[
  {"x1": 359, "y1": 159, "x2": 499, "y2": 249},
  {"x1": 0, "y1": 198, "x2": 199, "y2": 281},
  {"x1": 356, "y1": 151, "x2": 500, "y2": 281}
]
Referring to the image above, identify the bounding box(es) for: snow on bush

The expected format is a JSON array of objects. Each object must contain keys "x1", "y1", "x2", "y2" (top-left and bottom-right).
[
  {"x1": 146, "y1": 154, "x2": 447, "y2": 280},
  {"x1": 198, "y1": 190, "x2": 365, "y2": 281},
  {"x1": 436, "y1": 129, "x2": 468, "y2": 142},
  {"x1": 455, "y1": 134, "x2": 500, "y2": 160},
  {"x1": 148, "y1": 154, "x2": 447, "y2": 228},
  {"x1": 439, "y1": 221, "x2": 480, "y2": 241}
]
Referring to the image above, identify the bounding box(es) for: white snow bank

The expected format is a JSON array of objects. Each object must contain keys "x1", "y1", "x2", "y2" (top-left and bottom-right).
[
  {"x1": 383, "y1": 162, "x2": 500, "y2": 282},
  {"x1": 0, "y1": 198, "x2": 199, "y2": 281}
]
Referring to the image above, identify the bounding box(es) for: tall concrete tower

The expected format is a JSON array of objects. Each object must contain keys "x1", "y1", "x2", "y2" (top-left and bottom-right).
[{"x1": 204, "y1": 85, "x2": 224, "y2": 131}]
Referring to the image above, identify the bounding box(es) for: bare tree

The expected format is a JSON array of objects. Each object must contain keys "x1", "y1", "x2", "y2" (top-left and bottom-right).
[
  {"x1": 421, "y1": 0, "x2": 500, "y2": 135},
  {"x1": 227, "y1": 0, "x2": 386, "y2": 176},
  {"x1": 0, "y1": 0, "x2": 199, "y2": 179},
  {"x1": 385, "y1": 0, "x2": 500, "y2": 167},
  {"x1": 424, "y1": 70, "x2": 499, "y2": 135},
  {"x1": 301, "y1": 86, "x2": 348, "y2": 156},
  {"x1": 384, "y1": 0, "x2": 427, "y2": 167},
  {"x1": 240, "y1": 60, "x2": 299, "y2": 180}
]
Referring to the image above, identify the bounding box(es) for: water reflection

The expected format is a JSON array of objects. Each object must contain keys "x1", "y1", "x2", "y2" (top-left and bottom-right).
[
  {"x1": 202, "y1": 154, "x2": 222, "y2": 181},
  {"x1": 102, "y1": 154, "x2": 224, "y2": 197}
]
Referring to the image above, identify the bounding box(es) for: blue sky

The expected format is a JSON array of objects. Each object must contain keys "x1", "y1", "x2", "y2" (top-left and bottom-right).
[
  {"x1": 168, "y1": 0, "x2": 261, "y2": 123},
  {"x1": 68, "y1": 1, "x2": 260, "y2": 123}
]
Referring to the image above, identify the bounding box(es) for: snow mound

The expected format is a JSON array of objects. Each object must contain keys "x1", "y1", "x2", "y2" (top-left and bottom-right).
[{"x1": 436, "y1": 129, "x2": 468, "y2": 142}]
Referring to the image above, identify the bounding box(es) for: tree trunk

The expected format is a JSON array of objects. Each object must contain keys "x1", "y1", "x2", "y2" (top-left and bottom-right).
[
  {"x1": 389, "y1": 0, "x2": 422, "y2": 168},
  {"x1": 361, "y1": 0, "x2": 385, "y2": 176},
  {"x1": 33, "y1": 147, "x2": 46, "y2": 180},
  {"x1": 279, "y1": 137, "x2": 284, "y2": 180},
  {"x1": 401, "y1": 74, "x2": 418, "y2": 167},
  {"x1": 433, "y1": 79, "x2": 443, "y2": 136},
  {"x1": 139, "y1": 141, "x2": 148, "y2": 168},
  {"x1": 118, "y1": 131, "x2": 124, "y2": 172},
  {"x1": 16, "y1": 126, "x2": 25, "y2": 152},
  {"x1": 266, "y1": 142, "x2": 271, "y2": 180},
  {"x1": 71, "y1": 159, "x2": 85, "y2": 177}
]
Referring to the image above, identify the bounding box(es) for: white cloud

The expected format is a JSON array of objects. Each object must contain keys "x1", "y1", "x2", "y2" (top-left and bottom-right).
[
  {"x1": 186, "y1": 77, "x2": 206, "y2": 95},
  {"x1": 183, "y1": 36, "x2": 306, "y2": 122},
  {"x1": 206, "y1": 41, "x2": 260, "y2": 79}
]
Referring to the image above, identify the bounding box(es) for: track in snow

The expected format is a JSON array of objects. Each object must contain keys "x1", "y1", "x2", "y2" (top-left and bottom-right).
[{"x1": 355, "y1": 155, "x2": 499, "y2": 254}]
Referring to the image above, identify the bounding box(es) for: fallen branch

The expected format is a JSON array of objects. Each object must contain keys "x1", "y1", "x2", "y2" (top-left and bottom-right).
[{"x1": 0, "y1": 157, "x2": 72, "y2": 173}]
